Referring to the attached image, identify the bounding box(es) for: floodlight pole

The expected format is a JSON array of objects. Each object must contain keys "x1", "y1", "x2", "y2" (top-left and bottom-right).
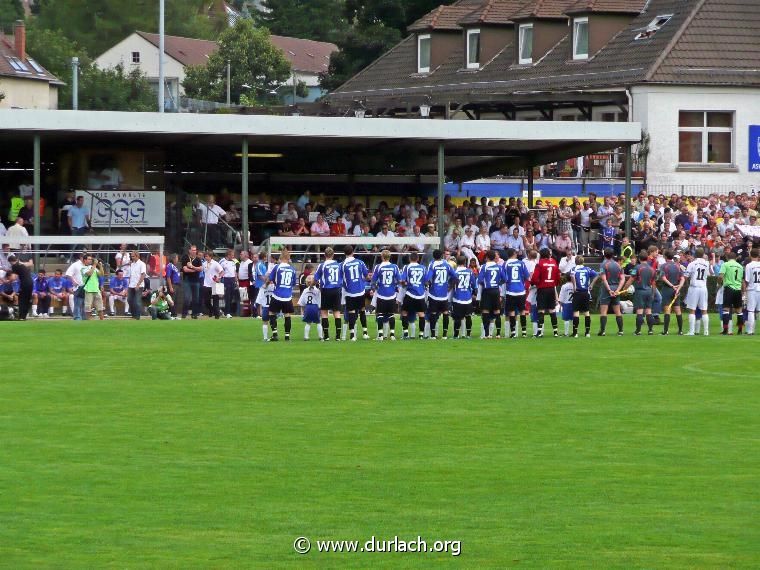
[
  {"x1": 437, "y1": 142, "x2": 445, "y2": 252},
  {"x1": 624, "y1": 143, "x2": 632, "y2": 240},
  {"x1": 71, "y1": 57, "x2": 79, "y2": 110},
  {"x1": 227, "y1": 60, "x2": 231, "y2": 107},
  {"x1": 33, "y1": 134, "x2": 41, "y2": 268},
  {"x1": 241, "y1": 136, "x2": 249, "y2": 251},
  {"x1": 158, "y1": 0, "x2": 165, "y2": 113}
]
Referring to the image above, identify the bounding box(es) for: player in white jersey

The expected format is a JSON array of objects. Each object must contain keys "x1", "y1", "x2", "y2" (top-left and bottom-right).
[
  {"x1": 523, "y1": 249, "x2": 539, "y2": 336},
  {"x1": 744, "y1": 249, "x2": 760, "y2": 335},
  {"x1": 255, "y1": 283, "x2": 274, "y2": 340},
  {"x1": 683, "y1": 247, "x2": 711, "y2": 335},
  {"x1": 297, "y1": 276, "x2": 322, "y2": 340}
]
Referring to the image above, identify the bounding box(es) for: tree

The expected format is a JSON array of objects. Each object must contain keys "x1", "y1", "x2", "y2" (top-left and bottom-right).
[
  {"x1": 320, "y1": 0, "x2": 448, "y2": 91},
  {"x1": 259, "y1": 0, "x2": 346, "y2": 43},
  {"x1": 33, "y1": 0, "x2": 216, "y2": 57},
  {"x1": 25, "y1": 25, "x2": 155, "y2": 111},
  {"x1": 0, "y1": 0, "x2": 23, "y2": 31},
  {"x1": 182, "y1": 19, "x2": 291, "y2": 104}
]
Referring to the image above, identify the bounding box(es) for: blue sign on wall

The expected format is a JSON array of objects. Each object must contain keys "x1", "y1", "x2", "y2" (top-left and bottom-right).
[{"x1": 750, "y1": 125, "x2": 760, "y2": 172}]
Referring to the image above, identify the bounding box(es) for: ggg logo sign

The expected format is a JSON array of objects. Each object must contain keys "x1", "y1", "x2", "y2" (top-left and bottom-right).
[
  {"x1": 750, "y1": 126, "x2": 760, "y2": 172},
  {"x1": 76, "y1": 190, "x2": 165, "y2": 228}
]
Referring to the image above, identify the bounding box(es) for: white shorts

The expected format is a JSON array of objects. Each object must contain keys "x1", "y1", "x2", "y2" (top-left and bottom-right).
[
  {"x1": 685, "y1": 287, "x2": 708, "y2": 311},
  {"x1": 747, "y1": 290, "x2": 760, "y2": 312},
  {"x1": 715, "y1": 287, "x2": 724, "y2": 305}
]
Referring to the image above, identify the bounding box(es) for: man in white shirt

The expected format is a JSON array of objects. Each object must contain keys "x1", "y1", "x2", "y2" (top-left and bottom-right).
[
  {"x1": 127, "y1": 250, "x2": 147, "y2": 320},
  {"x1": 6, "y1": 218, "x2": 29, "y2": 251},
  {"x1": 202, "y1": 251, "x2": 225, "y2": 319},
  {"x1": 196, "y1": 195, "x2": 226, "y2": 247},
  {"x1": 219, "y1": 249, "x2": 238, "y2": 318},
  {"x1": 115, "y1": 243, "x2": 131, "y2": 281},
  {"x1": 65, "y1": 254, "x2": 85, "y2": 320},
  {"x1": 559, "y1": 250, "x2": 576, "y2": 274}
]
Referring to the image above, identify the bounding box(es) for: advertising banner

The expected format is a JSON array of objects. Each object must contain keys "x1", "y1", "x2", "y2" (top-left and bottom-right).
[{"x1": 76, "y1": 190, "x2": 165, "y2": 228}]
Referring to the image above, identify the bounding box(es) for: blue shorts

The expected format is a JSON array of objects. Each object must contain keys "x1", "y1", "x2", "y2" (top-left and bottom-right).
[
  {"x1": 695, "y1": 308, "x2": 703, "y2": 319},
  {"x1": 302, "y1": 304, "x2": 320, "y2": 324},
  {"x1": 561, "y1": 303, "x2": 574, "y2": 321},
  {"x1": 530, "y1": 304, "x2": 539, "y2": 323},
  {"x1": 260, "y1": 306, "x2": 270, "y2": 320}
]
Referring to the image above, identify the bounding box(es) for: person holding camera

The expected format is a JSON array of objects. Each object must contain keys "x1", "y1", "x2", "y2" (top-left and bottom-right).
[
  {"x1": 80, "y1": 254, "x2": 105, "y2": 321},
  {"x1": 149, "y1": 286, "x2": 175, "y2": 320}
]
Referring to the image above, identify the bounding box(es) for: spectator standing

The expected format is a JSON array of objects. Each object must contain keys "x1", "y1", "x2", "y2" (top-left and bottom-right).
[
  {"x1": 202, "y1": 251, "x2": 224, "y2": 319},
  {"x1": 181, "y1": 245, "x2": 203, "y2": 319},
  {"x1": 6, "y1": 218, "x2": 29, "y2": 251},
  {"x1": 127, "y1": 251, "x2": 147, "y2": 320},
  {"x1": 8, "y1": 254, "x2": 33, "y2": 320},
  {"x1": 219, "y1": 249, "x2": 238, "y2": 318},
  {"x1": 80, "y1": 254, "x2": 105, "y2": 321},
  {"x1": 68, "y1": 196, "x2": 90, "y2": 255},
  {"x1": 197, "y1": 195, "x2": 226, "y2": 248},
  {"x1": 65, "y1": 253, "x2": 85, "y2": 320},
  {"x1": 165, "y1": 254, "x2": 181, "y2": 318}
]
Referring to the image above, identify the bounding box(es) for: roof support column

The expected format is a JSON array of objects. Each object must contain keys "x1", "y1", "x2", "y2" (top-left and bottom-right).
[
  {"x1": 33, "y1": 134, "x2": 41, "y2": 267},
  {"x1": 437, "y1": 142, "x2": 445, "y2": 252},
  {"x1": 624, "y1": 143, "x2": 632, "y2": 240},
  {"x1": 241, "y1": 136, "x2": 249, "y2": 251},
  {"x1": 527, "y1": 162, "x2": 534, "y2": 209}
]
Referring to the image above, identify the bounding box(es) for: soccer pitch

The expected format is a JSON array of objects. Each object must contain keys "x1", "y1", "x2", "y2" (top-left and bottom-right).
[{"x1": 2, "y1": 318, "x2": 758, "y2": 568}]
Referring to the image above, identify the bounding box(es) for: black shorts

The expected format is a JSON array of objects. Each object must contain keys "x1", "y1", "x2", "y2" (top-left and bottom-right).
[
  {"x1": 480, "y1": 289, "x2": 500, "y2": 312},
  {"x1": 428, "y1": 298, "x2": 450, "y2": 313},
  {"x1": 723, "y1": 287, "x2": 743, "y2": 309},
  {"x1": 504, "y1": 294, "x2": 526, "y2": 314},
  {"x1": 402, "y1": 295, "x2": 426, "y2": 314},
  {"x1": 345, "y1": 295, "x2": 365, "y2": 312},
  {"x1": 320, "y1": 288, "x2": 341, "y2": 311},
  {"x1": 376, "y1": 298, "x2": 397, "y2": 315},
  {"x1": 452, "y1": 301, "x2": 473, "y2": 318},
  {"x1": 269, "y1": 298, "x2": 294, "y2": 315},
  {"x1": 572, "y1": 290, "x2": 591, "y2": 313},
  {"x1": 536, "y1": 288, "x2": 557, "y2": 311}
]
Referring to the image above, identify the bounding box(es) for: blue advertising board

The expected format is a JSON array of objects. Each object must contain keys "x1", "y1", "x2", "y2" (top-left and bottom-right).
[{"x1": 750, "y1": 125, "x2": 760, "y2": 172}]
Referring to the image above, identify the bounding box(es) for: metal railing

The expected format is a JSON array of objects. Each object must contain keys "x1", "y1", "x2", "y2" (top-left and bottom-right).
[{"x1": 646, "y1": 184, "x2": 759, "y2": 197}]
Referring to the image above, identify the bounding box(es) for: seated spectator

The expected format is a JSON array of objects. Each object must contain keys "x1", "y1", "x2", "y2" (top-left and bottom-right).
[
  {"x1": 48, "y1": 269, "x2": 70, "y2": 316},
  {"x1": 310, "y1": 214, "x2": 330, "y2": 237},
  {"x1": 292, "y1": 218, "x2": 310, "y2": 236},
  {"x1": 31, "y1": 269, "x2": 51, "y2": 318}
]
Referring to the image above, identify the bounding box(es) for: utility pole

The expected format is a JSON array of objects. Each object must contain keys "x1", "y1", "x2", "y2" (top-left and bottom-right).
[{"x1": 227, "y1": 60, "x2": 231, "y2": 107}]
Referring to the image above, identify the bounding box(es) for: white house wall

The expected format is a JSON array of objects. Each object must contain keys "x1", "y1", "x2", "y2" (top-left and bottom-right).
[{"x1": 632, "y1": 85, "x2": 760, "y2": 191}]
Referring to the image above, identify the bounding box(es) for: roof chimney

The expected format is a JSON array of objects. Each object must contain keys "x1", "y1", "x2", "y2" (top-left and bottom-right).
[{"x1": 14, "y1": 20, "x2": 26, "y2": 60}]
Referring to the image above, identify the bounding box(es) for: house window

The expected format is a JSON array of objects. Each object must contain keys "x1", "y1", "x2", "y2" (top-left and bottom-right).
[
  {"x1": 7, "y1": 56, "x2": 30, "y2": 72},
  {"x1": 573, "y1": 17, "x2": 589, "y2": 60},
  {"x1": 635, "y1": 14, "x2": 672, "y2": 40},
  {"x1": 466, "y1": 29, "x2": 480, "y2": 69},
  {"x1": 132, "y1": 51, "x2": 140, "y2": 64},
  {"x1": 518, "y1": 24, "x2": 533, "y2": 64},
  {"x1": 417, "y1": 34, "x2": 431, "y2": 73},
  {"x1": 678, "y1": 111, "x2": 734, "y2": 164}
]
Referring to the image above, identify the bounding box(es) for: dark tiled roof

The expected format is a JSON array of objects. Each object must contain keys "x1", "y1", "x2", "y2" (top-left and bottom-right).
[
  {"x1": 0, "y1": 35, "x2": 60, "y2": 84},
  {"x1": 648, "y1": 0, "x2": 760, "y2": 85},
  {"x1": 408, "y1": 1, "x2": 484, "y2": 31},
  {"x1": 565, "y1": 0, "x2": 647, "y2": 15},
  {"x1": 458, "y1": 0, "x2": 526, "y2": 25},
  {"x1": 136, "y1": 31, "x2": 337, "y2": 74},
  {"x1": 331, "y1": 0, "x2": 760, "y2": 106},
  {"x1": 511, "y1": 0, "x2": 577, "y2": 20}
]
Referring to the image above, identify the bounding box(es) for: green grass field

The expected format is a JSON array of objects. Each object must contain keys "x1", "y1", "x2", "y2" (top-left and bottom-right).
[{"x1": 1, "y1": 317, "x2": 759, "y2": 568}]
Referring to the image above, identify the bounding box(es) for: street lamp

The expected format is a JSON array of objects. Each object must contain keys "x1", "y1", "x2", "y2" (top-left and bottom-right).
[{"x1": 419, "y1": 103, "x2": 431, "y2": 118}]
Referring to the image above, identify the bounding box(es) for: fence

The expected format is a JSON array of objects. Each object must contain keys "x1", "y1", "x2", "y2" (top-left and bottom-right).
[{"x1": 646, "y1": 185, "x2": 759, "y2": 197}]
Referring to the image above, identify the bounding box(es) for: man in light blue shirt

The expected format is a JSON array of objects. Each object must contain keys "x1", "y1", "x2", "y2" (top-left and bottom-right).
[{"x1": 68, "y1": 196, "x2": 90, "y2": 260}]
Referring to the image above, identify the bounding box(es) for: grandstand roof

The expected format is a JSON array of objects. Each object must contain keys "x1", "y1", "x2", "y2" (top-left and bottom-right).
[{"x1": 0, "y1": 109, "x2": 639, "y2": 181}]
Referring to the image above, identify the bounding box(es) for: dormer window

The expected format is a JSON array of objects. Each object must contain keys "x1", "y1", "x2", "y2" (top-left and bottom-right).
[
  {"x1": 418, "y1": 34, "x2": 431, "y2": 73},
  {"x1": 635, "y1": 14, "x2": 672, "y2": 40},
  {"x1": 573, "y1": 17, "x2": 589, "y2": 60},
  {"x1": 518, "y1": 24, "x2": 533, "y2": 65},
  {"x1": 466, "y1": 29, "x2": 480, "y2": 69}
]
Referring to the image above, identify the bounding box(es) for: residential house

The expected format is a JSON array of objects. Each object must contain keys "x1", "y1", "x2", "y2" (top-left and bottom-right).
[
  {"x1": 0, "y1": 20, "x2": 61, "y2": 109},
  {"x1": 328, "y1": 0, "x2": 760, "y2": 193},
  {"x1": 95, "y1": 30, "x2": 337, "y2": 109}
]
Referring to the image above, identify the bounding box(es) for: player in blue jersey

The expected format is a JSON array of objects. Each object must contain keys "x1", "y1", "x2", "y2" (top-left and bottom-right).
[
  {"x1": 32, "y1": 269, "x2": 51, "y2": 318},
  {"x1": 478, "y1": 250, "x2": 504, "y2": 339},
  {"x1": 108, "y1": 269, "x2": 130, "y2": 316},
  {"x1": 400, "y1": 251, "x2": 427, "y2": 339},
  {"x1": 341, "y1": 245, "x2": 370, "y2": 341},
  {"x1": 314, "y1": 246, "x2": 343, "y2": 341},
  {"x1": 503, "y1": 248, "x2": 531, "y2": 338},
  {"x1": 47, "y1": 269, "x2": 69, "y2": 316},
  {"x1": 371, "y1": 249, "x2": 401, "y2": 340},
  {"x1": 451, "y1": 256, "x2": 476, "y2": 339},
  {"x1": 570, "y1": 256, "x2": 598, "y2": 337},
  {"x1": 265, "y1": 249, "x2": 297, "y2": 341},
  {"x1": 425, "y1": 249, "x2": 457, "y2": 339}
]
